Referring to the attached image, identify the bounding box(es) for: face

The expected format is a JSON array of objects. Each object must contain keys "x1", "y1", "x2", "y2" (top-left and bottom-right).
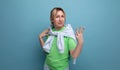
[{"x1": 52, "y1": 10, "x2": 65, "y2": 30}]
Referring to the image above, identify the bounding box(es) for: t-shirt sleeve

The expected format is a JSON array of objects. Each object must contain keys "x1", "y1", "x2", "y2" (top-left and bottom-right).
[{"x1": 68, "y1": 37, "x2": 77, "y2": 50}]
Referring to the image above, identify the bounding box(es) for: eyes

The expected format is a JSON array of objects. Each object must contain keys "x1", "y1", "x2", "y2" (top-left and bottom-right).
[{"x1": 56, "y1": 15, "x2": 65, "y2": 18}]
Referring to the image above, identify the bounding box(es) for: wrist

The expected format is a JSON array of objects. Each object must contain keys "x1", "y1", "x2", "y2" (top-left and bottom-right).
[
  {"x1": 77, "y1": 40, "x2": 83, "y2": 44},
  {"x1": 40, "y1": 37, "x2": 42, "y2": 39},
  {"x1": 39, "y1": 35, "x2": 43, "y2": 39}
]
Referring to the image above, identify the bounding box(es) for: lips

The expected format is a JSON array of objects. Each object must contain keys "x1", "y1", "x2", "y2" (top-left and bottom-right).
[{"x1": 58, "y1": 22, "x2": 63, "y2": 24}]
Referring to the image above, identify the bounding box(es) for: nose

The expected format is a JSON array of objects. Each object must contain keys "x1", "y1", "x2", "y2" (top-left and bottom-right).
[{"x1": 59, "y1": 17, "x2": 62, "y2": 21}]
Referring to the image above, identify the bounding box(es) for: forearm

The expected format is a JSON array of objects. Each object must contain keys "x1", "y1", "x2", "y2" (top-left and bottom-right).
[
  {"x1": 39, "y1": 37, "x2": 44, "y2": 47},
  {"x1": 71, "y1": 41, "x2": 83, "y2": 58}
]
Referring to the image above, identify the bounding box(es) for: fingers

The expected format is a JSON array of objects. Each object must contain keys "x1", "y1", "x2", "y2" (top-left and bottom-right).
[
  {"x1": 44, "y1": 28, "x2": 50, "y2": 35},
  {"x1": 79, "y1": 26, "x2": 85, "y2": 33},
  {"x1": 44, "y1": 29, "x2": 50, "y2": 34},
  {"x1": 46, "y1": 28, "x2": 50, "y2": 32},
  {"x1": 40, "y1": 28, "x2": 50, "y2": 38},
  {"x1": 48, "y1": 28, "x2": 50, "y2": 31},
  {"x1": 76, "y1": 28, "x2": 79, "y2": 34},
  {"x1": 75, "y1": 26, "x2": 85, "y2": 39},
  {"x1": 44, "y1": 33, "x2": 48, "y2": 36},
  {"x1": 75, "y1": 28, "x2": 80, "y2": 38}
]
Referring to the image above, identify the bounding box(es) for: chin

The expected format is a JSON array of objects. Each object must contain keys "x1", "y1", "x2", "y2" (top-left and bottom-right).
[
  {"x1": 54, "y1": 23, "x2": 64, "y2": 28},
  {"x1": 58, "y1": 24, "x2": 64, "y2": 27}
]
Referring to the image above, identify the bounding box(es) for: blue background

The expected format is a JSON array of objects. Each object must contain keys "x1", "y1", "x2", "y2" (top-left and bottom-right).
[{"x1": 0, "y1": 0, "x2": 120, "y2": 70}]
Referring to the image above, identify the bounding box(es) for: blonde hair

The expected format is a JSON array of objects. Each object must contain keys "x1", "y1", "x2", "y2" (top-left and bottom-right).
[{"x1": 50, "y1": 7, "x2": 66, "y2": 25}]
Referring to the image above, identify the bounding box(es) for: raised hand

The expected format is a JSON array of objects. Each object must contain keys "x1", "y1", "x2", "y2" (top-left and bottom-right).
[
  {"x1": 75, "y1": 27, "x2": 84, "y2": 43},
  {"x1": 39, "y1": 29, "x2": 50, "y2": 39}
]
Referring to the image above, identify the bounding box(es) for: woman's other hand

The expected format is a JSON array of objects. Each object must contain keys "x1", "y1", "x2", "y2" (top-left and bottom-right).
[{"x1": 39, "y1": 29, "x2": 50, "y2": 39}]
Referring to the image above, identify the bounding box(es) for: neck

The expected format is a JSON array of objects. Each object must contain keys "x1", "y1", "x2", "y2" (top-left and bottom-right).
[
  {"x1": 55, "y1": 27, "x2": 62, "y2": 30},
  {"x1": 54, "y1": 26, "x2": 64, "y2": 30}
]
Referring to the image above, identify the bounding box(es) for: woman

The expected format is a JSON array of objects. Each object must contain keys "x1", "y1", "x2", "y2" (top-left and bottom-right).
[{"x1": 39, "y1": 7, "x2": 84, "y2": 70}]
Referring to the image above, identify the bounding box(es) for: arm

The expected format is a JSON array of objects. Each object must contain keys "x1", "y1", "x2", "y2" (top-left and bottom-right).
[
  {"x1": 39, "y1": 29, "x2": 49, "y2": 47},
  {"x1": 70, "y1": 27, "x2": 84, "y2": 59}
]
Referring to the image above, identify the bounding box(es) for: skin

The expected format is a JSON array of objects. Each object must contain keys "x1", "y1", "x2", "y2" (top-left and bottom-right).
[
  {"x1": 51, "y1": 11, "x2": 65, "y2": 30},
  {"x1": 39, "y1": 10, "x2": 84, "y2": 59}
]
